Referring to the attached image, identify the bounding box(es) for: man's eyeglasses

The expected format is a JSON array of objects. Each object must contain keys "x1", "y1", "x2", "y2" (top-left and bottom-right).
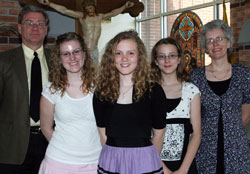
[
  {"x1": 157, "y1": 54, "x2": 179, "y2": 61},
  {"x1": 22, "y1": 20, "x2": 46, "y2": 29},
  {"x1": 60, "y1": 49, "x2": 83, "y2": 58},
  {"x1": 206, "y1": 36, "x2": 227, "y2": 45}
]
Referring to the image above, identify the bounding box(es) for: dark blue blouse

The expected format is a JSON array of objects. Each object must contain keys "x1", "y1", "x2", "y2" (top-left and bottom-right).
[{"x1": 191, "y1": 64, "x2": 250, "y2": 174}]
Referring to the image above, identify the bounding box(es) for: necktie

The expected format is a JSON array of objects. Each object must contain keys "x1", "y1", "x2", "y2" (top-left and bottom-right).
[{"x1": 29, "y1": 52, "x2": 42, "y2": 122}]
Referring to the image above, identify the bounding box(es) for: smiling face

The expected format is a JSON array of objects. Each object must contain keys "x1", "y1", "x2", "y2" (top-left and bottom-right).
[
  {"x1": 18, "y1": 12, "x2": 48, "y2": 50},
  {"x1": 205, "y1": 28, "x2": 230, "y2": 60},
  {"x1": 60, "y1": 40, "x2": 85, "y2": 75},
  {"x1": 114, "y1": 39, "x2": 139, "y2": 78},
  {"x1": 155, "y1": 44, "x2": 180, "y2": 75}
]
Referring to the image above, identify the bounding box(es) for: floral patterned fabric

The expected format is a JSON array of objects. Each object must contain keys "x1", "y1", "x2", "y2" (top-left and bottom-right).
[
  {"x1": 161, "y1": 82, "x2": 200, "y2": 162},
  {"x1": 160, "y1": 82, "x2": 200, "y2": 172},
  {"x1": 191, "y1": 64, "x2": 250, "y2": 174}
]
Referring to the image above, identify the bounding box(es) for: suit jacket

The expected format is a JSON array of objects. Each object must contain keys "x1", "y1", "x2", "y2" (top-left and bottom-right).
[{"x1": 0, "y1": 46, "x2": 50, "y2": 165}]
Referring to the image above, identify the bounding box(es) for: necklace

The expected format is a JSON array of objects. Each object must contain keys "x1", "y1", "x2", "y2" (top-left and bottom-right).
[
  {"x1": 211, "y1": 67, "x2": 231, "y2": 81},
  {"x1": 120, "y1": 86, "x2": 133, "y2": 99}
]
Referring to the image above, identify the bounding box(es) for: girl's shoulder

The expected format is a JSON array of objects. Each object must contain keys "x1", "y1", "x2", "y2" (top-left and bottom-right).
[
  {"x1": 150, "y1": 82, "x2": 165, "y2": 94},
  {"x1": 183, "y1": 82, "x2": 199, "y2": 89},
  {"x1": 182, "y1": 82, "x2": 200, "y2": 95},
  {"x1": 43, "y1": 82, "x2": 62, "y2": 96},
  {"x1": 147, "y1": 82, "x2": 166, "y2": 99}
]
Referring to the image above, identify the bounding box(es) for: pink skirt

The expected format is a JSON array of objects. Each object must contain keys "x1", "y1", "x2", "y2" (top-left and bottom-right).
[{"x1": 38, "y1": 156, "x2": 98, "y2": 174}]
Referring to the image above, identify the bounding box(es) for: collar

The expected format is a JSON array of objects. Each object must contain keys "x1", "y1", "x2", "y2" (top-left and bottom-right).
[{"x1": 22, "y1": 44, "x2": 44, "y2": 60}]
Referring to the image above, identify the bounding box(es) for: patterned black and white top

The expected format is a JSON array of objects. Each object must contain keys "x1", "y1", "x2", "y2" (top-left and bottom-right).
[
  {"x1": 160, "y1": 82, "x2": 200, "y2": 172},
  {"x1": 191, "y1": 64, "x2": 250, "y2": 174}
]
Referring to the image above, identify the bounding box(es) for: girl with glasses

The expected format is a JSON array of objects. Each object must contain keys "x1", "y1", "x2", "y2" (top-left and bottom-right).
[
  {"x1": 38, "y1": 32, "x2": 101, "y2": 174},
  {"x1": 151, "y1": 37, "x2": 201, "y2": 174}
]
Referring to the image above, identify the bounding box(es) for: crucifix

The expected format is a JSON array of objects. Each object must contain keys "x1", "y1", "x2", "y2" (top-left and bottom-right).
[{"x1": 19, "y1": 0, "x2": 144, "y2": 65}]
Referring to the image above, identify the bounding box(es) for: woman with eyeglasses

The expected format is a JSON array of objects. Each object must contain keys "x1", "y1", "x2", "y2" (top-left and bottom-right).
[
  {"x1": 151, "y1": 37, "x2": 201, "y2": 174},
  {"x1": 191, "y1": 19, "x2": 250, "y2": 174},
  {"x1": 38, "y1": 32, "x2": 102, "y2": 174}
]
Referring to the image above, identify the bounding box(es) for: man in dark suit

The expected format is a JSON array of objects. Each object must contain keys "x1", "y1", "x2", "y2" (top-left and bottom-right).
[{"x1": 0, "y1": 5, "x2": 50, "y2": 174}]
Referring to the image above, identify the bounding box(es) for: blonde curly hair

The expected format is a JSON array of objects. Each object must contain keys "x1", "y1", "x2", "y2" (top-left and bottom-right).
[
  {"x1": 96, "y1": 30, "x2": 152, "y2": 103},
  {"x1": 49, "y1": 32, "x2": 96, "y2": 96}
]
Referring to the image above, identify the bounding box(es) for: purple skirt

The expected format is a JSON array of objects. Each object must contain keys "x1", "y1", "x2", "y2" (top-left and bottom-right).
[{"x1": 98, "y1": 144, "x2": 163, "y2": 174}]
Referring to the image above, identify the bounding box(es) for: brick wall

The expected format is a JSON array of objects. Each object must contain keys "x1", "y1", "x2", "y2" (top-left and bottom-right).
[
  {"x1": 231, "y1": 0, "x2": 250, "y2": 67},
  {"x1": 0, "y1": 0, "x2": 20, "y2": 51},
  {"x1": 140, "y1": 0, "x2": 161, "y2": 55}
]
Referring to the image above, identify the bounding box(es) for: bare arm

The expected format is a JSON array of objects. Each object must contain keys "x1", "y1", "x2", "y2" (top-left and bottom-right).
[
  {"x1": 173, "y1": 93, "x2": 201, "y2": 174},
  {"x1": 40, "y1": 96, "x2": 55, "y2": 141},
  {"x1": 152, "y1": 128, "x2": 173, "y2": 174},
  {"x1": 162, "y1": 161, "x2": 173, "y2": 174},
  {"x1": 37, "y1": 0, "x2": 83, "y2": 18},
  {"x1": 98, "y1": 127, "x2": 107, "y2": 146},
  {"x1": 102, "y1": 1, "x2": 134, "y2": 19},
  {"x1": 242, "y1": 104, "x2": 250, "y2": 126},
  {"x1": 151, "y1": 128, "x2": 165, "y2": 153}
]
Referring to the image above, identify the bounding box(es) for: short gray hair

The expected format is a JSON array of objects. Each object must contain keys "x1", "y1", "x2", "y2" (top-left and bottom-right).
[
  {"x1": 18, "y1": 5, "x2": 49, "y2": 26},
  {"x1": 200, "y1": 19, "x2": 234, "y2": 54}
]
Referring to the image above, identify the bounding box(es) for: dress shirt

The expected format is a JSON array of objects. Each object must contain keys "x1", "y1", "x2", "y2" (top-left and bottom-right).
[{"x1": 22, "y1": 44, "x2": 49, "y2": 126}]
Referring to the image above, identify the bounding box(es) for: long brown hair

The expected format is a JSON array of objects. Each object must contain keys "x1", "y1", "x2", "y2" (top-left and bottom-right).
[
  {"x1": 49, "y1": 32, "x2": 95, "y2": 96},
  {"x1": 151, "y1": 37, "x2": 190, "y2": 83}
]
